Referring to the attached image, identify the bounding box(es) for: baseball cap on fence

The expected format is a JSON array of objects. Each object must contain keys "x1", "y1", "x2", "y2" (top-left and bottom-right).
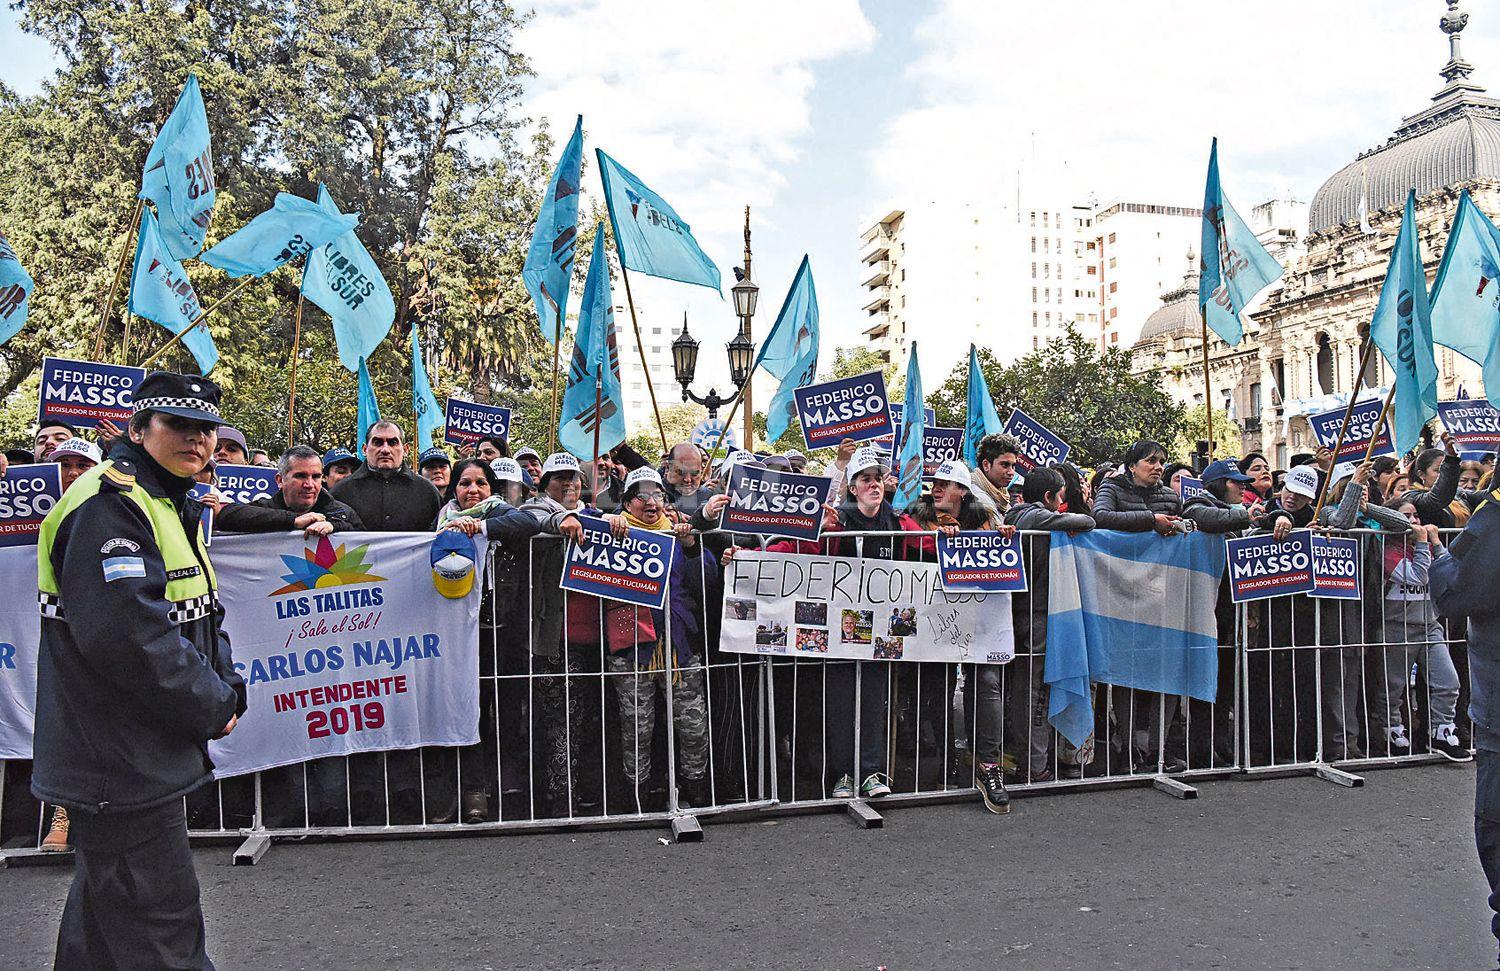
[
  {"x1": 931, "y1": 459, "x2": 972, "y2": 491},
  {"x1": 846, "y1": 447, "x2": 885, "y2": 480},
  {"x1": 1284, "y1": 465, "x2": 1320, "y2": 499},
  {"x1": 1202, "y1": 459, "x2": 1253, "y2": 484},
  {"x1": 418, "y1": 447, "x2": 451, "y2": 468},
  {"x1": 490, "y1": 457, "x2": 523, "y2": 483},
  {"x1": 322, "y1": 447, "x2": 358, "y2": 470},
  {"x1": 541, "y1": 452, "x2": 581, "y2": 477},
  {"x1": 51, "y1": 437, "x2": 102, "y2": 465},
  {"x1": 431, "y1": 529, "x2": 477, "y2": 599}
]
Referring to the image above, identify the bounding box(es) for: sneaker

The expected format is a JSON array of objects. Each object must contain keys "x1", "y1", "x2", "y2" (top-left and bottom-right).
[
  {"x1": 831, "y1": 774, "x2": 855, "y2": 799},
  {"x1": 1026, "y1": 766, "x2": 1054, "y2": 784},
  {"x1": 860, "y1": 773, "x2": 891, "y2": 799},
  {"x1": 1431, "y1": 724, "x2": 1473, "y2": 763},
  {"x1": 977, "y1": 763, "x2": 1011, "y2": 815},
  {"x1": 41, "y1": 806, "x2": 70, "y2": 853},
  {"x1": 1387, "y1": 726, "x2": 1411, "y2": 756}
]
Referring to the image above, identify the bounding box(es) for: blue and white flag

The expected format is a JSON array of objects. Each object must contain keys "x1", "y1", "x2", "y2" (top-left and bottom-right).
[
  {"x1": 355, "y1": 356, "x2": 381, "y2": 460},
  {"x1": 1199, "y1": 138, "x2": 1283, "y2": 346},
  {"x1": 893, "y1": 342, "x2": 924, "y2": 509},
  {"x1": 201, "y1": 193, "x2": 357, "y2": 279},
  {"x1": 1429, "y1": 190, "x2": 1500, "y2": 409},
  {"x1": 962, "y1": 344, "x2": 1002, "y2": 468},
  {"x1": 525, "y1": 116, "x2": 583, "y2": 345},
  {"x1": 596, "y1": 149, "x2": 720, "y2": 293},
  {"x1": 138, "y1": 74, "x2": 216, "y2": 260},
  {"x1": 1045, "y1": 531, "x2": 1226, "y2": 746},
  {"x1": 1370, "y1": 191, "x2": 1440, "y2": 455},
  {"x1": 756, "y1": 255, "x2": 819, "y2": 443},
  {"x1": 302, "y1": 185, "x2": 395, "y2": 372},
  {"x1": 411, "y1": 328, "x2": 442, "y2": 451},
  {"x1": 0, "y1": 229, "x2": 34, "y2": 344},
  {"x1": 559, "y1": 226, "x2": 626, "y2": 459},
  {"x1": 127, "y1": 208, "x2": 218, "y2": 374}
]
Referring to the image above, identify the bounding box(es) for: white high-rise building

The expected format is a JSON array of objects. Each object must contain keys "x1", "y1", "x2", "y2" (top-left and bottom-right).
[{"x1": 1094, "y1": 202, "x2": 1202, "y2": 351}]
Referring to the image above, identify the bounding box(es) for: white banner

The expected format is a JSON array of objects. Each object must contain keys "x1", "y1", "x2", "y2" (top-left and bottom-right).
[
  {"x1": 0, "y1": 546, "x2": 41, "y2": 758},
  {"x1": 721, "y1": 550, "x2": 1014, "y2": 663},
  {"x1": 208, "y1": 532, "x2": 486, "y2": 778}
]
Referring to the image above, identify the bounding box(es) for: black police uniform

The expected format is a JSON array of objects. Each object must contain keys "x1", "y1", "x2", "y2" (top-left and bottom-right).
[{"x1": 31, "y1": 372, "x2": 246, "y2": 971}]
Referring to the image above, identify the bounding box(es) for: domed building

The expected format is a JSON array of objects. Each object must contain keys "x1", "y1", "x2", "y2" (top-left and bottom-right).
[{"x1": 1134, "y1": 1, "x2": 1496, "y2": 466}]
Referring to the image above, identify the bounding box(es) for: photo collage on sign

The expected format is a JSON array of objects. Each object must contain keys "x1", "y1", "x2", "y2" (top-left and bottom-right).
[{"x1": 724, "y1": 581, "x2": 925, "y2": 660}]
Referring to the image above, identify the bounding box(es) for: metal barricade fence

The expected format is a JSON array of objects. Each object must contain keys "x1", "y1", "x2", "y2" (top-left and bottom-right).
[{"x1": 0, "y1": 525, "x2": 1473, "y2": 860}]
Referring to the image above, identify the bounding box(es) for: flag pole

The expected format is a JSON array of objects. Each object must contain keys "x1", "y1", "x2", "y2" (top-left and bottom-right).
[
  {"x1": 1199, "y1": 308, "x2": 1215, "y2": 459},
  {"x1": 1361, "y1": 381, "x2": 1399, "y2": 465},
  {"x1": 287, "y1": 264, "x2": 308, "y2": 449},
  {"x1": 591, "y1": 364, "x2": 604, "y2": 501},
  {"x1": 548, "y1": 299, "x2": 563, "y2": 455},
  {"x1": 94, "y1": 198, "x2": 145, "y2": 360},
  {"x1": 1309, "y1": 338, "x2": 1377, "y2": 523},
  {"x1": 138, "y1": 275, "x2": 257, "y2": 368},
  {"x1": 120, "y1": 310, "x2": 134, "y2": 366},
  {"x1": 618, "y1": 264, "x2": 669, "y2": 455}
]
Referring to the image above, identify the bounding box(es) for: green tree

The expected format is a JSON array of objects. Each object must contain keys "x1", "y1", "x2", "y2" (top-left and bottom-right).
[
  {"x1": 930, "y1": 328, "x2": 1186, "y2": 467},
  {"x1": 1174, "y1": 404, "x2": 1242, "y2": 462}
]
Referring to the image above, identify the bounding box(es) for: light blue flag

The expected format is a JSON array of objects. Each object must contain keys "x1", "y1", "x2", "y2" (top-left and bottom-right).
[
  {"x1": 127, "y1": 208, "x2": 219, "y2": 374},
  {"x1": 0, "y1": 229, "x2": 35, "y2": 344},
  {"x1": 525, "y1": 116, "x2": 583, "y2": 344},
  {"x1": 355, "y1": 357, "x2": 381, "y2": 460},
  {"x1": 1369, "y1": 191, "x2": 1440, "y2": 455},
  {"x1": 201, "y1": 193, "x2": 358, "y2": 279},
  {"x1": 1430, "y1": 190, "x2": 1500, "y2": 405},
  {"x1": 1199, "y1": 138, "x2": 1284, "y2": 346},
  {"x1": 138, "y1": 75, "x2": 216, "y2": 261},
  {"x1": 302, "y1": 185, "x2": 396, "y2": 372},
  {"x1": 559, "y1": 226, "x2": 626, "y2": 460},
  {"x1": 894, "y1": 342, "x2": 924, "y2": 509},
  {"x1": 962, "y1": 344, "x2": 1002, "y2": 468},
  {"x1": 756, "y1": 255, "x2": 820, "y2": 443},
  {"x1": 596, "y1": 149, "x2": 721, "y2": 293},
  {"x1": 411, "y1": 328, "x2": 442, "y2": 451}
]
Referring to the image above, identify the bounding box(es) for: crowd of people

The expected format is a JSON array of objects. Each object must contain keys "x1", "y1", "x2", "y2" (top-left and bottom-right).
[{"x1": 7, "y1": 379, "x2": 1497, "y2": 852}]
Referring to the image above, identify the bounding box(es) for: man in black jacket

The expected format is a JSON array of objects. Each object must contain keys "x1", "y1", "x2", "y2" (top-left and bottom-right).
[
  {"x1": 331, "y1": 420, "x2": 442, "y2": 533},
  {"x1": 218, "y1": 445, "x2": 364, "y2": 537}
]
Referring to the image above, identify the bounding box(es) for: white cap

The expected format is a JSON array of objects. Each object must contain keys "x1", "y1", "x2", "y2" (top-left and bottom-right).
[
  {"x1": 489, "y1": 457, "x2": 523, "y2": 483},
  {"x1": 1284, "y1": 465, "x2": 1320, "y2": 499},
  {"x1": 624, "y1": 466, "x2": 663, "y2": 492},
  {"x1": 719, "y1": 449, "x2": 756, "y2": 470},
  {"x1": 785, "y1": 450, "x2": 806, "y2": 462},
  {"x1": 52, "y1": 438, "x2": 102, "y2": 465},
  {"x1": 541, "y1": 452, "x2": 581, "y2": 477},
  {"x1": 930, "y1": 459, "x2": 972, "y2": 491},
  {"x1": 846, "y1": 446, "x2": 885, "y2": 480}
]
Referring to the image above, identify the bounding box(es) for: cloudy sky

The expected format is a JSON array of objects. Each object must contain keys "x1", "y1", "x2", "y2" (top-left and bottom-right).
[{"x1": 4, "y1": 0, "x2": 1499, "y2": 382}]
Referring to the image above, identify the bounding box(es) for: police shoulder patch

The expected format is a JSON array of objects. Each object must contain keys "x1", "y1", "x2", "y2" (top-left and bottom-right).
[
  {"x1": 101, "y1": 462, "x2": 136, "y2": 492},
  {"x1": 100, "y1": 537, "x2": 141, "y2": 555}
]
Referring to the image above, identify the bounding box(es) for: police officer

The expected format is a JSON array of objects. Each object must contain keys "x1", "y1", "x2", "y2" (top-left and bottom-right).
[{"x1": 32, "y1": 372, "x2": 246, "y2": 970}]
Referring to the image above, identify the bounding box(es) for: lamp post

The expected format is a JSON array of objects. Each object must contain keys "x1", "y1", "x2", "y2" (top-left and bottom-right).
[
  {"x1": 731, "y1": 207, "x2": 759, "y2": 448},
  {"x1": 671, "y1": 313, "x2": 754, "y2": 424}
]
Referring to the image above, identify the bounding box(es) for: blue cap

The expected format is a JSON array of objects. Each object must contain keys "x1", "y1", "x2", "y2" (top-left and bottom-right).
[
  {"x1": 418, "y1": 446, "x2": 451, "y2": 468},
  {"x1": 1202, "y1": 459, "x2": 1252, "y2": 484},
  {"x1": 321, "y1": 447, "x2": 359, "y2": 469},
  {"x1": 431, "y1": 529, "x2": 477, "y2": 598}
]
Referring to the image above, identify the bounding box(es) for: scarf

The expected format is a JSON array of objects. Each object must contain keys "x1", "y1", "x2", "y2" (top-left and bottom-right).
[
  {"x1": 436, "y1": 495, "x2": 506, "y2": 527},
  {"x1": 619, "y1": 508, "x2": 680, "y2": 677}
]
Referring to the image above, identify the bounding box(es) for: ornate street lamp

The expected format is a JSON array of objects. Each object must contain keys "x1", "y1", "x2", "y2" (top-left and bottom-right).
[{"x1": 671, "y1": 313, "x2": 753, "y2": 420}]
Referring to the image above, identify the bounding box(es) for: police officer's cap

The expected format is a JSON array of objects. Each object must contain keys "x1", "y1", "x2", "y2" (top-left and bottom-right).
[{"x1": 132, "y1": 371, "x2": 223, "y2": 425}]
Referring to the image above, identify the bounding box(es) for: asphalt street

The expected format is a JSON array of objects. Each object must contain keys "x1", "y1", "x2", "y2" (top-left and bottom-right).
[{"x1": 6, "y1": 764, "x2": 1494, "y2": 970}]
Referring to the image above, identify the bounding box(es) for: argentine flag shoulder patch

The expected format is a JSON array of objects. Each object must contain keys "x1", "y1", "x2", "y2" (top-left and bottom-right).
[{"x1": 102, "y1": 556, "x2": 147, "y2": 583}]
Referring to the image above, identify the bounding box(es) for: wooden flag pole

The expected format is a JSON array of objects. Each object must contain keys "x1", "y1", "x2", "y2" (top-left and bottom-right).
[
  {"x1": 591, "y1": 365, "x2": 604, "y2": 499},
  {"x1": 120, "y1": 310, "x2": 134, "y2": 366},
  {"x1": 548, "y1": 303, "x2": 563, "y2": 456},
  {"x1": 94, "y1": 198, "x2": 146, "y2": 360},
  {"x1": 618, "y1": 264, "x2": 670, "y2": 455},
  {"x1": 1309, "y1": 338, "x2": 1378, "y2": 524},
  {"x1": 139, "y1": 276, "x2": 257, "y2": 369},
  {"x1": 286, "y1": 265, "x2": 308, "y2": 449},
  {"x1": 1361, "y1": 381, "x2": 1400, "y2": 465},
  {"x1": 1200, "y1": 309, "x2": 1216, "y2": 459}
]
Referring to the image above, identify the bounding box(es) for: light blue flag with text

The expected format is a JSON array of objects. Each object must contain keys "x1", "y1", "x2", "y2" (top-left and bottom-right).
[
  {"x1": 201, "y1": 193, "x2": 357, "y2": 278},
  {"x1": 1429, "y1": 190, "x2": 1500, "y2": 404},
  {"x1": 139, "y1": 75, "x2": 216, "y2": 260},
  {"x1": 1199, "y1": 138, "x2": 1283, "y2": 346},
  {"x1": 756, "y1": 256, "x2": 820, "y2": 443},
  {"x1": 1369, "y1": 191, "x2": 1440, "y2": 455},
  {"x1": 412, "y1": 328, "x2": 442, "y2": 451},
  {"x1": 302, "y1": 185, "x2": 396, "y2": 372},
  {"x1": 525, "y1": 116, "x2": 583, "y2": 344},
  {"x1": 559, "y1": 226, "x2": 626, "y2": 460},
  {"x1": 127, "y1": 208, "x2": 218, "y2": 374},
  {"x1": 596, "y1": 149, "x2": 720, "y2": 293},
  {"x1": 0, "y1": 229, "x2": 34, "y2": 344},
  {"x1": 962, "y1": 344, "x2": 1003, "y2": 467},
  {"x1": 894, "y1": 342, "x2": 925, "y2": 509},
  {"x1": 356, "y1": 357, "x2": 381, "y2": 460}
]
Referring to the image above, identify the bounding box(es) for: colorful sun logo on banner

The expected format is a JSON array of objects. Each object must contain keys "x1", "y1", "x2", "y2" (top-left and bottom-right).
[{"x1": 270, "y1": 535, "x2": 386, "y2": 595}]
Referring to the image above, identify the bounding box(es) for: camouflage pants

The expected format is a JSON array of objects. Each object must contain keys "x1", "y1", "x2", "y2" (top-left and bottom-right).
[{"x1": 606, "y1": 651, "x2": 709, "y2": 786}]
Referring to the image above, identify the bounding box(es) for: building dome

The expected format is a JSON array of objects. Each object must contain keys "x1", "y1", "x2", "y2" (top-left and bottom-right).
[
  {"x1": 1135, "y1": 256, "x2": 1200, "y2": 346},
  {"x1": 1310, "y1": 2, "x2": 1500, "y2": 234}
]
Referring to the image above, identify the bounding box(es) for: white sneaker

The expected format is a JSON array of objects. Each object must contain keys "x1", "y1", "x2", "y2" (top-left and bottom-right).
[
  {"x1": 1431, "y1": 724, "x2": 1473, "y2": 763},
  {"x1": 1387, "y1": 726, "x2": 1411, "y2": 755}
]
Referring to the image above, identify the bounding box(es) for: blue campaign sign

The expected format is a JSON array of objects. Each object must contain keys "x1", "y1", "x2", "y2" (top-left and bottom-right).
[
  {"x1": 722, "y1": 464, "x2": 831, "y2": 541},
  {"x1": 216, "y1": 464, "x2": 278, "y2": 504},
  {"x1": 935, "y1": 530, "x2": 1027, "y2": 593},
  {"x1": 443, "y1": 397, "x2": 512, "y2": 446},
  {"x1": 1307, "y1": 398, "x2": 1395, "y2": 480},
  {"x1": 560, "y1": 514, "x2": 677, "y2": 610},
  {"x1": 0, "y1": 463, "x2": 61, "y2": 547},
  {"x1": 793, "y1": 371, "x2": 893, "y2": 449},
  {"x1": 1001, "y1": 407, "x2": 1069, "y2": 472},
  {"x1": 39, "y1": 357, "x2": 145, "y2": 429},
  {"x1": 875, "y1": 402, "x2": 935, "y2": 451},
  {"x1": 1226, "y1": 530, "x2": 1316, "y2": 603},
  {"x1": 1177, "y1": 475, "x2": 1209, "y2": 502},
  {"x1": 922, "y1": 427, "x2": 963, "y2": 477},
  {"x1": 1438, "y1": 399, "x2": 1500, "y2": 460},
  {"x1": 1310, "y1": 534, "x2": 1361, "y2": 601},
  {"x1": 189, "y1": 482, "x2": 215, "y2": 546}
]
